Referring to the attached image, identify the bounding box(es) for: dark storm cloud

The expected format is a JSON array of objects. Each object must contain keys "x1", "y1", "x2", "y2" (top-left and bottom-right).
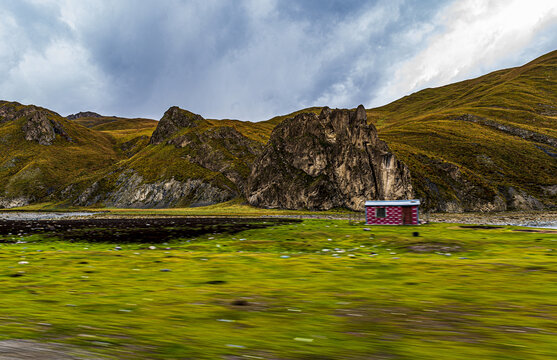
[{"x1": 1, "y1": 0, "x2": 556, "y2": 121}]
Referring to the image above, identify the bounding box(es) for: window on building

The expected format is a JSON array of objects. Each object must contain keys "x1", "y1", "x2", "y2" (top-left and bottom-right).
[{"x1": 376, "y1": 208, "x2": 386, "y2": 218}]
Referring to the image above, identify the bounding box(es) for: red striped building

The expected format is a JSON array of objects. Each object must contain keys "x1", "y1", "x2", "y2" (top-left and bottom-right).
[{"x1": 365, "y1": 200, "x2": 420, "y2": 225}]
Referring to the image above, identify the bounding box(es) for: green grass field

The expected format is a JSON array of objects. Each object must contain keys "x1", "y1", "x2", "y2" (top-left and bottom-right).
[{"x1": 0, "y1": 219, "x2": 555, "y2": 359}]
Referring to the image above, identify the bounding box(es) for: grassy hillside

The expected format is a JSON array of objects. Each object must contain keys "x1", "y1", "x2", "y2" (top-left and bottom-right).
[
  {"x1": 0, "y1": 103, "x2": 162, "y2": 206},
  {"x1": 369, "y1": 50, "x2": 557, "y2": 210},
  {"x1": 0, "y1": 102, "x2": 120, "y2": 203}
]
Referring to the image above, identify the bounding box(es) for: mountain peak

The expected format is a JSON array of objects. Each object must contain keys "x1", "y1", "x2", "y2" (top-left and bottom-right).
[{"x1": 149, "y1": 106, "x2": 205, "y2": 145}]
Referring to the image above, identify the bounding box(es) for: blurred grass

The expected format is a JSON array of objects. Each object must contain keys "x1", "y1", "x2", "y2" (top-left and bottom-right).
[{"x1": 0, "y1": 220, "x2": 555, "y2": 359}]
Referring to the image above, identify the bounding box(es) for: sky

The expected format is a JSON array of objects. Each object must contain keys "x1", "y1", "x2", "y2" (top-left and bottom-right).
[{"x1": 1, "y1": 0, "x2": 557, "y2": 121}]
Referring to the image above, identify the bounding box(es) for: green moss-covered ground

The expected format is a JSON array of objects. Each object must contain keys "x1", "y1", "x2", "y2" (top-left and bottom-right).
[{"x1": 0, "y1": 220, "x2": 555, "y2": 359}]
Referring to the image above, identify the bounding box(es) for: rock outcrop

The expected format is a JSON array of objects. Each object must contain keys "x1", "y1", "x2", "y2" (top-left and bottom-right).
[
  {"x1": 0, "y1": 102, "x2": 71, "y2": 145},
  {"x1": 66, "y1": 111, "x2": 102, "y2": 120},
  {"x1": 149, "y1": 106, "x2": 204, "y2": 145},
  {"x1": 22, "y1": 110, "x2": 71, "y2": 145},
  {"x1": 76, "y1": 171, "x2": 235, "y2": 208},
  {"x1": 246, "y1": 105, "x2": 413, "y2": 211},
  {"x1": 0, "y1": 197, "x2": 30, "y2": 209},
  {"x1": 149, "y1": 106, "x2": 263, "y2": 192},
  {"x1": 168, "y1": 125, "x2": 263, "y2": 193}
]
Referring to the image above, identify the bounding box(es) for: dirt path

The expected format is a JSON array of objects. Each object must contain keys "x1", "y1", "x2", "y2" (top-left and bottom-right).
[{"x1": 0, "y1": 340, "x2": 103, "y2": 360}]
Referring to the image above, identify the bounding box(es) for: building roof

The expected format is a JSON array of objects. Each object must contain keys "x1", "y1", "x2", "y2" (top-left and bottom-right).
[{"x1": 365, "y1": 199, "x2": 421, "y2": 206}]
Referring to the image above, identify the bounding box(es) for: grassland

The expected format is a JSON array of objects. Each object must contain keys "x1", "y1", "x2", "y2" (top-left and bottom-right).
[{"x1": 0, "y1": 218, "x2": 555, "y2": 359}]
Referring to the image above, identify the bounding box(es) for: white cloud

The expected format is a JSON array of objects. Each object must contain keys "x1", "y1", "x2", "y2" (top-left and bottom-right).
[
  {"x1": 1, "y1": 39, "x2": 110, "y2": 112},
  {"x1": 2, "y1": 0, "x2": 556, "y2": 120},
  {"x1": 372, "y1": 0, "x2": 557, "y2": 107}
]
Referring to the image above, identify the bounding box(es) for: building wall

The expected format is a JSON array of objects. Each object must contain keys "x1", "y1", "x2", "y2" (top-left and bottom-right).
[{"x1": 366, "y1": 206, "x2": 418, "y2": 225}]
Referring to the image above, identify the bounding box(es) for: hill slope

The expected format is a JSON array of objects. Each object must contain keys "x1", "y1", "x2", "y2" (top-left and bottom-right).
[
  {"x1": 368, "y1": 50, "x2": 557, "y2": 211},
  {"x1": 0, "y1": 102, "x2": 119, "y2": 206},
  {"x1": 74, "y1": 107, "x2": 264, "y2": 208}
]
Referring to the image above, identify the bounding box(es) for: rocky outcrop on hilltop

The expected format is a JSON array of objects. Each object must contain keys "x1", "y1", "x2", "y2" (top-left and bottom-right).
[
  {"x1": 66, "y1": 111, "x2": 102, "y2": 120},
  {"x1": 0, "y1": 102, "x2": 71, "y2": 145},
  {"x1": 246, "y1": 105, "x2": 413, "y2": 211},
  {"x1": 169, "y1": 125, "x2": 263, "y2": 193},
  {"x1": 149, "y1": 106, "x2": 204, "y2": 145},
  {"x1": 22, "y1": 110, "x2": 72, "y2": 145},
  {"x1": 150, "y1": 107, "x2": 262, "y2": 190}
]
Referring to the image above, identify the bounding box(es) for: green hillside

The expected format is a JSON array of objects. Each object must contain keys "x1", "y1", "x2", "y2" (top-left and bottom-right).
[
  {"x1": 0, "y1": 103, "x2": 161, "y2": 207},
  {"x1": 0, "y1": 102, "x2": 119, "y2": 205},
  {"x1": 368, "y1": 50, "x2": 557, "y2": 211}
]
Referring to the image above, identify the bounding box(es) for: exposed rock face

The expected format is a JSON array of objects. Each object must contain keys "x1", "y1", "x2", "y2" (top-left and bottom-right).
[
  {"x1": 246, "y1": 105, "x2": 413, "y2": 211},
  {"x1": 0, "y1": 102, "x2": 61, "y2": 122},
  {"x1": 418, "y1": 156, "x2": 507, "y2": 212},
  {"x1": 76, "y1": 171, "x2": 235, "y2": 208},
  {"x1": 0, "y1": 102, "x2": 71, "y2": 145},
  {"x1": 66, "y1": 111, "x2": 102, "y2": 120},
  {"x1": 502, "y1": 187, "x2": 544, "y2": 210},
  {"x1": 456, "y1": 114, "x2": 557, "y2": 148},
  {"x1": 0, "y1": 197, "x2": 30, "y2": 209},
  {"x1": 22, "y1": 110, "x2": 71, "y2": 145},
  {"x1": 169, "y1": 125, "x2": 263, "y2": 192},
  {"x1": 105, "y1": 173, "x2": 235, "y2": 208},
  {"x1": 149, "y1": 107, "x2": 204, "y2": 145}
]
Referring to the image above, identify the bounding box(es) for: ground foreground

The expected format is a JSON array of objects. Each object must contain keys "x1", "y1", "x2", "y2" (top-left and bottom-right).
[{"x1": 0, "y1": 217, "x2": 555, "y2": 359}]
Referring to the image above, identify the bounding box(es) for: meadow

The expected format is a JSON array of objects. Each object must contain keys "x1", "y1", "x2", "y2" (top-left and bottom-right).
[{"x1": 0, "y1": 215, "x2": 555, "y2": 359}]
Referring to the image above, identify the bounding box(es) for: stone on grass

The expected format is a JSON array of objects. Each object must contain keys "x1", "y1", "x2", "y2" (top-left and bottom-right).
[{"x1": 294, "y1": 337, "x2": 314, "y2": 342}]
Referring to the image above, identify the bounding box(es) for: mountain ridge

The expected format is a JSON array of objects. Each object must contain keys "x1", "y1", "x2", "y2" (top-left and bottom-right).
[{"x1": 0, "y1": 50, "x2": 555, "y2": 211}]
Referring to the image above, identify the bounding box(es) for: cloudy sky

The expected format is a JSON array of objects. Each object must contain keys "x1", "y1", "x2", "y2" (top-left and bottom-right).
[{"x1": 1, "y1": 0, "x2": 557, "y2": 121}]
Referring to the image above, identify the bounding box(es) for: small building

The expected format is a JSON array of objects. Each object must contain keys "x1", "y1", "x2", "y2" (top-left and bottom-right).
[{"x1": 365, "y1": 200, "x2": 420, "y2": 225}]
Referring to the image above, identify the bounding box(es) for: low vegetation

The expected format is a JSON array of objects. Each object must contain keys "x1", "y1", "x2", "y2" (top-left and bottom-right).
[{"x1": 0, "y1": 217, "x2": 554, "y2": 359}]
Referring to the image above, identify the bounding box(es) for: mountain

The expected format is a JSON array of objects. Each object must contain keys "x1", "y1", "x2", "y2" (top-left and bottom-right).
[
  {"x1": 0, "y1": 50, "x2": 555, "y2": 211},
  {"x1": 368, "y1": 50, "x2": 557, "y2": 211},
  {"x1": 74, "y1": 107, "x2": 265, "y2": 208}
]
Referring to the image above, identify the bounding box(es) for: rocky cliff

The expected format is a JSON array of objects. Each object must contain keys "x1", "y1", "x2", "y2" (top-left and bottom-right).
[{"x1": 246, "y1": 105, "x2": 413, "y2": 211}]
